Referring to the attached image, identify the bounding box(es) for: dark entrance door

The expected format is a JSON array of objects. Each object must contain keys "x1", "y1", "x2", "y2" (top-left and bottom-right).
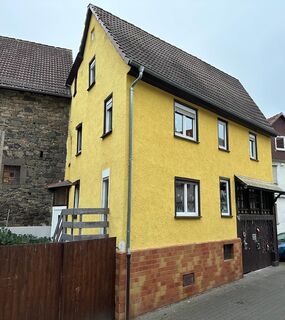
[{"x1": 236, "y1": 182, "x2": 278, "y2": 273}]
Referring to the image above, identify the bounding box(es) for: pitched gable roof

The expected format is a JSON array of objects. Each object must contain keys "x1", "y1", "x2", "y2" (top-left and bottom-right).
[
  {"x1": 0, "y1": 36, "x2": 72, "y2": 97},
  {"x1": 68, "y1": 5, "x2": 276, "y2": 136},
  {"x1": 268, "y1": 113, "x2": 285, "y2": 125}
]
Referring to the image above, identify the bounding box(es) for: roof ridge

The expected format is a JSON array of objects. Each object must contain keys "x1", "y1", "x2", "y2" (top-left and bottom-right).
[
  {"x1": 89, "y1": 4, "x2": 240, "y2": 84},
  {"x1": 0, "y1": 35, "x2": 72, "y2": 52}
]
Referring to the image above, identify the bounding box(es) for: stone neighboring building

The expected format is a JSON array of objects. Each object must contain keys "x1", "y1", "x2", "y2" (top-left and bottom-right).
[
  {"x1": 0, "y1": 36, "x2": 72, "y2": 236},
  {"x1": 268, "y1": 113, "x2": 285, "y2": 233}
]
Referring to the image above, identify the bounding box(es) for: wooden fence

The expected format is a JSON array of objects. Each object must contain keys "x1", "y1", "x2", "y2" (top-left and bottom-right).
[{"x1": 0, "y1": 237, "x2": 116, "y2": 320}]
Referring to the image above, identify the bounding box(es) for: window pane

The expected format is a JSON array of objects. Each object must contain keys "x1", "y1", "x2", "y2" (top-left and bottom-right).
[
  {"x1": 175, "y1": 182, "x2": 184, "y2": 212},
  {"x1": 276, "y1": 137, "x2": 285, "y2": 149},
  {"x1": 102, "y1": 178, "x2": 109, "y2": 208},
  {"x1": 220, "y1": 181, "x2": 229, "y2": 214},
  {"x1": 175, "y1": 112, "x2": 183, "y2": 134},
  {"x1": 187, "y1": 183, "x2": 196, "y2": 212},
  {"x1": 77, "y1": 127, "x2": 82, "y2": 153},
  {"x1": 74, "y1": 184, "x2": 80, "y2": 208},
  {"x1": 185, "y1": 116, "x2": 193, "y2": 138},
  {"x1": 218, "y1": 122, "x2": 226, "y2": 147}
]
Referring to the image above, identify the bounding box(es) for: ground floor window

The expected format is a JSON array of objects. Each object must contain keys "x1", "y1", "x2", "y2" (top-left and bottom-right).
[
  {"x1": 175, "y1": 178, "x2": 200, "y2": 217},
  {"x1": 220, "y1": 178, "x2": 231, "y2": 216},
  {"x1": 102, "y1": 169, "x2": 110, "y2": 208},
  {"x1": 73, "y1": 181, "x2": 80, "y2": 208}
]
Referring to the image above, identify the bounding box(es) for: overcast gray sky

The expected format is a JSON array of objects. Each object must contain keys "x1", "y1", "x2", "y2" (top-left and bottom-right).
[{"x1": 1, "y1": 0, "x2": 284, "y2": 117}]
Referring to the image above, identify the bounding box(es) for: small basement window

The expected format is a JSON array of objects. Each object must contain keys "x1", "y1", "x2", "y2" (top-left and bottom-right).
[
  {"x1": 224, "y1": 244, "x2": 234, "y2": 260},
  {"x1": 183, "y1": 273, "x2": 195, "y2": 287},
  {"x1": 2, "y1": 165, "x2": 21, "y2": 185}
]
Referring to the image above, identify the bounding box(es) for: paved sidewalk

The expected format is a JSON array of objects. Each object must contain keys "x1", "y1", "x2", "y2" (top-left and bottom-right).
[{"x1": 137, "y1": 263, "x2": 285, "y2": 320}]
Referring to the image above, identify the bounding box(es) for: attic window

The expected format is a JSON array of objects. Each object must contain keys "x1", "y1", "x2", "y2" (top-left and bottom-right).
[
  {"x1": 88, "y1": 57, "x2": 96, "y2": 89},
  {"x1": 91, "y1": 28, "x2": 95, "y2": 41}
]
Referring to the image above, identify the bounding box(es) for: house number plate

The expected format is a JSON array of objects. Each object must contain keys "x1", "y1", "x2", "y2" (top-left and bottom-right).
[{"x1": 252, "y1": 233, "x2": 257, "y2": 241}]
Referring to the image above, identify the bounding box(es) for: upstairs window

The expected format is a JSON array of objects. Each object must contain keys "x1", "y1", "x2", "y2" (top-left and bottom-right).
[
  {"x1": 175, "y1": 178, "x2": 200, "y2": 217},
  {"x1": 76, "y1": 123, "x2": 82, "y2": 155},
  {"x1": 249, "y1": 133, "x2": 257, "y2": 160},
  {"x1": 218, "y1": 120, "x2": 228, "y2": 151},
  {"x1": 2, "y1": 165, "x2": 21, "y2": 185},
  {"x1": 220, "y1": 178, "x2": 231, "y2": 217},
  {"x1": 103, "y1": 95, "x2": 113, "y2": 136},
  {"x1": 88, "y1": 57, "x2": 96, "y2": 88},
  {"x1": 276, "y1": 136, "x2": 285, "y2": 151},
  {"x1": 174, "y1": 102, "x2": 197, "y2": 142}
]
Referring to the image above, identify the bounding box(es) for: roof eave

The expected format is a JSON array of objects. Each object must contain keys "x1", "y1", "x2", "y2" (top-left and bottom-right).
[
  {"x1": 128, "y1": 61, "x2": 277, "y2": 137},
  {"x1": 0, "y1": 84, "x2": 71, "y2": 99}
]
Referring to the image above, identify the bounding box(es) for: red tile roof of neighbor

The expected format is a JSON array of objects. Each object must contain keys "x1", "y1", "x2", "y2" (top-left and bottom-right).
[
  {"x1": 0, "y1": 36, "x2": 72, "y2": 97},
  {"x1": 268, "y1": 113, "x2": 285, "y2": 125},
  {"x1": 68, "y1": 5, "x2": 276, "y2": 136}
]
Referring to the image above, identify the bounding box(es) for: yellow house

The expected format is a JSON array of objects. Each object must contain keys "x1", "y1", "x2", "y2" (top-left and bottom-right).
[{"x1": 62, "y1": 4, "x2": 283, "y2": 319}]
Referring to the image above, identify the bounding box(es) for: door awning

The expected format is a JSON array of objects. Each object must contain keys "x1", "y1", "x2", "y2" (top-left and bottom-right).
[
  {"x1": 235, "y1": 175, "x2": 285, "y2": 194},
  {"x1": 47, "y1": 180, "x2": 72, "y2": 189}
]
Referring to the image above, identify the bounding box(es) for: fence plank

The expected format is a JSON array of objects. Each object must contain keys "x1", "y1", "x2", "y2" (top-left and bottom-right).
[
  {"x1": 62, "y1": 221, "x2": 109, "y2": 229},
  {"x1": 61, "y1": 208, "x2": 109, "y2": 215}
]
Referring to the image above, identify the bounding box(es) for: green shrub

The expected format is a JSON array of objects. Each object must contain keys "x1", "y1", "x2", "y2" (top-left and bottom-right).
[{"x1": 0, "y1": 228, "x2": 51, "y2": 245}]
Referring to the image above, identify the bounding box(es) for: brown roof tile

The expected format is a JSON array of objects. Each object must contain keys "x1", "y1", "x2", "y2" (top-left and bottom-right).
[
  {"x1": 90, "y1": 5, "x2": 275, "y2": 135},
  {"x1": 0, "y1": 36, "x2": 72, "y2": 97}
]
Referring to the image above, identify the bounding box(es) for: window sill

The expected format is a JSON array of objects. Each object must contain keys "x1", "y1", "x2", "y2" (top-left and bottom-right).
[
  {"x1": 221, "y1": 214, "x2": 233, "y2": 218},
  {"x1": 75, "y1": 151, "x2": 82, "y2": 157},
  {"x1": 174, "y1": 133, "x2": 199, "y2": 144},
  {"x1": 87, "y1": 82, "x2": 95, "y2": 91},
  {"x1": 101, "y1": 130, "x2": 112, "y2": 139},
  {"x1": 175, "y1": 215, "x2": 201, "y2": 220},
  {"x1": 218, "y1": 147, "x2": 230, "y2": 153},
  {"x1": 250, "y1": 158, "x2": 259, "y2": 162}
]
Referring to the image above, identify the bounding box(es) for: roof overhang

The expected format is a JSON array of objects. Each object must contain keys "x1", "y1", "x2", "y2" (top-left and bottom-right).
[
  {"x1": 235, "y1": 175, "x2": 285, "y2": 194},
  {"x1": 128, "y1": 63, "x2": 277, "y2": 137},
  {"x1": 47, "y1": 180, "x2": 72, "y2": 189}
]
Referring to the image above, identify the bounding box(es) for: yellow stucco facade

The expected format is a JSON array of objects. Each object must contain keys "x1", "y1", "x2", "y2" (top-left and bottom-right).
[{"x1": 65, "y1": 14, "x2": 273, "y2": 251}]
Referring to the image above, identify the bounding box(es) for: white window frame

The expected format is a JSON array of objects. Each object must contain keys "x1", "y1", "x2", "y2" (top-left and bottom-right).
[
  {"x1": 104, "y1": 96, "x2": 113, "y2": 134},
  {"x1": 76, "y1": 124, "x2": 82, "y2": 154},
  {"x1": 174, "y1": 102, "x2": 197, "y2": 142},
  {"x1": 220, "y1": 179, "x2": 231, "y2": 216},
  {"x1": 101, "y1": 169, "x2": 110, "y2": 235},
  {"x1": 175, "y1": 179, "x2": 199, "y2": 217},
  {"x1": 275, "y1": 136, "x2": 285, "y2": 151},
  {"x1": 74, "y1": 182, "x2": 80, "y2": 208},
  {"x1": 101, "y1": 169, "x2": 110, "y2": 209},
  {"x1": 89, "y1": 58, "x2": 96, "y2": 87},
  {"x1": 218, "y1": 120, "x2": 228, "y2": 150},
  {"x1": 249, "y1": 133, "x2": 257, "y2": 160}
]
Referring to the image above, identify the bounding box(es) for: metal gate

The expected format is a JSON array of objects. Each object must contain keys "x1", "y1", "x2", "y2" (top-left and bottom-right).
[
  {"x1": 236, "y1": 182, "x2": 278, "y2": 273},
  {"x1": 237, "y1": 214, "x2": 275, "y2": 273}
]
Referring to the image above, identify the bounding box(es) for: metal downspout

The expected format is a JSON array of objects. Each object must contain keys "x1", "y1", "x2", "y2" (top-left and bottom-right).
[{"x1": 126, "y1": 65, "x2": 144, "y2": 320}]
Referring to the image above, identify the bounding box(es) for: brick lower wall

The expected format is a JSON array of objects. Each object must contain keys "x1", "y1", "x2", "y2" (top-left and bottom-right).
[{"x1": 116, "y1": 238, "x2": 242, "y2": 319}]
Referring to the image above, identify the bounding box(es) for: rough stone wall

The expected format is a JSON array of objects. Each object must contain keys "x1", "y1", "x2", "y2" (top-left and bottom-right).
[
  {"x1": 0, "y1": 88, "x2": 70, "y2": 226},
  {"x1": 116, "y1": 239, "x2": 242, "y2": 319}
]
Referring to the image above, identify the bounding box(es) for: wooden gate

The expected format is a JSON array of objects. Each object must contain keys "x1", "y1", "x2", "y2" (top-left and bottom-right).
[
  {"x1": 236, "y1": 182, "x2": 278, "y2": 273},
  {"x1": 0, "y1": 238, "x2": 116, "y2": 320}
]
